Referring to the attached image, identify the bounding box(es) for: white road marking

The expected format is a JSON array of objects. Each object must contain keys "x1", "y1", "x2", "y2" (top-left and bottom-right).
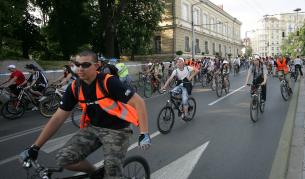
[
  {"x1": 151, "y1": 141, "x2": 210, "y2": 179},
  {"x1": 41, "y1": 133, "x2": 75, "y2": 153},
  {"x1": 0, "y1": 155, "x2": 18, "y2": 166},
  {"x1": 208, "y1": 85, "x2": 245, "y2": 106}
]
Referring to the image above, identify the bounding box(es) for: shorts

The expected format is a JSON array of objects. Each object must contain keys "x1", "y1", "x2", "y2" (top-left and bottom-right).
[{"x1": 56, "y1": 126, "x2": 132, "y2": 177}]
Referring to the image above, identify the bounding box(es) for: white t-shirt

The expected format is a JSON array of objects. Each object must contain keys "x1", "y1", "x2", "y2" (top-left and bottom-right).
[
  {"x1": 171, "y1": 66, "x2": 194, "y2": 80},
  {"x1": 294, "y1": 58, "x2": 302, "y2": 65}
]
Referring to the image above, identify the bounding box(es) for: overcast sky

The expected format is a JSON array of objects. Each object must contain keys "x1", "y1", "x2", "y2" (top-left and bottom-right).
[{"x1": 209, "y1": 0, "x2": 305, "y2": 38}]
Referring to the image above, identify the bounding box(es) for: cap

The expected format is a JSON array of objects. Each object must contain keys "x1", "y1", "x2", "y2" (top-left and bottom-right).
[
  {"x1": 176, "y1": 57, "x2": 185, "y2": 62},
  {"x1": 25, "y1": 64, "x2": 37, "y2": 70},
  {"x1": 223, "y1": 60, "x2": 229, "y2": 64},
  {"x1": 98, "y1": 56, "x2": 106, "y2": 62},
  {"x1": 7, "y1": 65, "x2": 16, "y2": 69}
]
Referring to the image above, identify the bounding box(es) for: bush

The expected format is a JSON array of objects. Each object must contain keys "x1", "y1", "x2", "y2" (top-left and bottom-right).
[{"x1": 176, "y1": 51, "x2": 183, "y2": 56}]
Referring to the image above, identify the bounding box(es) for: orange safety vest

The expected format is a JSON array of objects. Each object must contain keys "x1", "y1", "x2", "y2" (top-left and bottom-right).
[
  {"x1": 71, "y1": 74, "x2": 139, "y2": 128},
  {"x1": 276, "y1": 58, "x2": 288, "y2": 74}
]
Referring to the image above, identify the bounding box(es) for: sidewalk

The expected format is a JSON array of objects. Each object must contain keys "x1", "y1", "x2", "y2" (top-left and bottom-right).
[
  {"x1": 269, "y1": 78, "x2": 305, "y2": 179},
  {"x1": 286, "y1": 77, "x2": 305, "y2": 179}
]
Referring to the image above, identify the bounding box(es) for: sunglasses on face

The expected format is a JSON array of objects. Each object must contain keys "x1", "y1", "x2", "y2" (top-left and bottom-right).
[{"x1": 74, "y1": 62, "x2": 95, "y2": 68}]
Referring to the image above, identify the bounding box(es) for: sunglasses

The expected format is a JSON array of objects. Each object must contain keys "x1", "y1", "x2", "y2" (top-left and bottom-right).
[{"x1": 74, "y1": 62, "x2": 95, "y2": 68}]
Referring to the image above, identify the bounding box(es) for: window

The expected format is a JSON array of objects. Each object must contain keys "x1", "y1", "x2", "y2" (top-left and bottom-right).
[
  {"x1": 194, "y1": 8, "x2": 200, "y2": 25},
  {"x1": 224, "y1": 45, "x2": 227, "y2": 54},
  {"x1": 154, "y1": 36, "x2": 161, "y2": 54},
  {"x1": 218, "y1": 21, "x2": 222, "y2": 34},
  {"x1": 205, "y1": 41, "x2": 209, "y2": 54},
  {"x1": 212, "y1": 43, "x2": 216, "y2": 55},
  {"x1": 203, "y1": 13, "x2": 208, "y2": 27},
  {"x1": 182, "y1": 3, "x2": 189, "y2": 21},
  {"x1": 219, "y1": 44, "x2": 222, "y2": 53},
  {"x1": 195, "y1": 39, "x2": 200, "y2": 53},
  {"x1": 185, "y1": 36, "x2": 190, "y2": 52},
  {"x1": 223, "y1": 24, "x2": 227, "y2": 35},
  {"x1": 271, "y1": 47, "x2": 274, "y2": 51},
  {"x1": 210, "y1": 17, "x2": 215, "y2": 31}
]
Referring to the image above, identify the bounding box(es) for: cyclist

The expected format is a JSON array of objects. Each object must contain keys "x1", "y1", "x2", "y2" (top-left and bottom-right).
[
  {"x1": 1, "y1": 65, "x2": 26, "y2": 96},
  {"x1": 21, "y1": 64, "x2": 48, "y2": 98},
  {"x1": 244, "y1": 57, "x2": 268, "y2": 104},
  {"x1": 97, "y1": 55, "x2": 111, "y2": 74},
  {"x1": 20, "y1": 50, "x2": 150, "y2": 179},
  {"x1": 294, "y1": 55, "x2": 303, "y2": 78},
  {"x1": 161, "y1": 57, "x2": 199, "y2": 119},
  {"x1": 276, "y1": 55, "x2": 292, "y2": 93},
  {"x1": 52, "y1": 65, "x2": 78, "y2": 90},
  {"x1": 233, "y1": 56, "x2": 240, "y2": 73},
  {"x1": 220, "y1": 59, "x2": 230, "y2": 88},
  {"x1": 115, "y1": 59, "x2": 132, "y2": 84}
]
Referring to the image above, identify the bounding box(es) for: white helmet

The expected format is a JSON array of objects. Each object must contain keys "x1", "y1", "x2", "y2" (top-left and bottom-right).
[{"x1": 223, "y1": 60, "x2": 229, "y2": 64}]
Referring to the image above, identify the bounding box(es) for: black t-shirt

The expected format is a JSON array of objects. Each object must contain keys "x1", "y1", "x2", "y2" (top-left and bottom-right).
[{"x1": 60, "y1": 75, "x2": 135, "y2": 129}]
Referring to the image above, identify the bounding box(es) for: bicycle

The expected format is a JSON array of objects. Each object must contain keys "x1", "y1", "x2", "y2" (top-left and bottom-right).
[
  {"x1": 215, "y1": 73, "x2": 230, "y2": 97},
  {"x1": 201, "y1": 71, "x2": 216, "y2": 91},
  {"x1": 143, "y1": 74, "x2": 165, "y2": 98},
  {"x1": 248, "y1": 84, "x2": 265, "y2": 123},
  {"x1": 157, "y1": 83, "x2": 196, "y2": 134},
  {"x1": 20, "y1": 156, "x2": 150, "y2": 179},
  {"x1": 279, "y1": 73, "x2": 292, "y2": 101},
  {"x1": 1, "y1": 86, "x2": 50, "y2": 119},
  {"x1": 39, "y1": 87, "x2": 65, "y2": 118}
]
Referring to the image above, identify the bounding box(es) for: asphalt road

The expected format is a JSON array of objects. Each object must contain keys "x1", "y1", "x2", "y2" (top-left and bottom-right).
[{"x1": 0, "y1": 70, "x2": 293, "y2": 179}]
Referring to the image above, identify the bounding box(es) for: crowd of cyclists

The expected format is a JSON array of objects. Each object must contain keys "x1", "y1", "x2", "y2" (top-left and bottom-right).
[{"x1": 0, "y1": 50, "x2": 303, "y2": 178}]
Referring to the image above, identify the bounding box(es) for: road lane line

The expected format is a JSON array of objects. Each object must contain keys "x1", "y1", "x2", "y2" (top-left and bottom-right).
[
  {"x1": 0, "y1": 155, "x2": 18, "y2": 166},
  {"x1": 151, "y1": 141, "x2": 210, "y2": 179},
  {"x1": 208, "y1": 85, "x2": 245, "y2": 106}
]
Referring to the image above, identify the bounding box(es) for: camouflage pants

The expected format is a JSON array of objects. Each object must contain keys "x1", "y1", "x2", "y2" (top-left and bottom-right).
[{"x1": 56, "y1": 125, "x2": 132, "y2": 179}]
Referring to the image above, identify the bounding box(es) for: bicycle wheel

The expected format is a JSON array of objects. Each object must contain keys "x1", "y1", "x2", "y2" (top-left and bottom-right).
[
  {"x1": 123, "y1": 156, "x2": 150, "y2": 179},
  {"x1": 138, "y1": 73, "x2": 144, "y2": 87},
  {"x1": 280, "y1": 84, "x2": 289, "y2": 101},
  {"x1": 71, "y1": 108, "x2": 82, "y2": 128},
  {"x1": 259, "y1": 100, "x2": 265, "y2": 113},
  {"x1": 143, "y1": 80, "x2": 152, "y2": 98},
  {"x1": 1, "y1": 98, "x2": 25, "y2": 120},
  {"x1": 215, "y1": 78, "x2": 223, "y2": 97},
  {"x1": 39, "y1": 93, "x2": 61, "y2": 118},
  {"x1": 158, "y1": 79, "x2": 165, "y2": 94},
  {"x1": 250, "y1": 97, "x2": 259, "y2": 123},
  {"x1": 157, "y1": 106, "x2": 175, "y2": 134},
  {"x1": 201, "y1": 74, "x2": 208, "y2": 88},
  {"x1": 225, "y1": 79, "x2": 230, "y2": 94},
  {"x1": 183, "y1": 97, "x2": 197, "y2": 121},
  {"x1": 210, "y1": 77, "x2": 216, "y2": 91}
]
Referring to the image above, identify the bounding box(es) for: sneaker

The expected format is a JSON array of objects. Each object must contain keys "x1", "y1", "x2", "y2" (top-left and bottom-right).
[{"x1": 31, "y1": 106, "x2": 38, "y2": 111}]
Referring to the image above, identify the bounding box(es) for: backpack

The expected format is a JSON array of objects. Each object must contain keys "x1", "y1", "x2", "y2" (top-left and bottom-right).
[
  {"x1": 174, "y1": 67, "x2": 193, "y2": 95},
  {"x1": 73, "y1": 73, "x2": 111, "y2": 100},
  {"x1": 101, "y1": 64, "x2": 119, "y2": 77}
]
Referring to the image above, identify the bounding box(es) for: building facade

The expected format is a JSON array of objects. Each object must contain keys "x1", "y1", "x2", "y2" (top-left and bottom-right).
[
  {"x1": 251, "y1": 13, "x2": 305, "y2": 57},
  {"x1": 152, "y1": 0, "x2": 243, "y2": 60}
]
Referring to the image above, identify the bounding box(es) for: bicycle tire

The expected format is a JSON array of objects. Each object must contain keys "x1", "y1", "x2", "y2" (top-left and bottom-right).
[
  {"x1": 157, "y1": 106, "x2": 175, "y2": 134},
  {"x1": 71, "y1": 108, "x2": 81, "y2": 128},
  {"x1": 39, "y1": 93, "x2": 61, "y2": 118},
  {"x1": 1, "y1": 98, "x2": 25, "y2": 120},
  {"x1": 225, "y1": 79, "x2": 230, "y2": 94},
  {"x1": 143, "y1": 80, "x2": 152, "y2": 98},
  {"x1": 210, "y1": 77, "x2": 216, "y2": 91},
  {"x1": 123, "y1": 156, "x2": 150, "y2": 179},
  {"x1": 250, "y1": 97, "x2": 259, "y2": 123},
  {"x1": 183, "y1": 97, "x2": 197, "y2": 122},
  {"x1": 215, "y1": 77, "x2": 223, "y2": 97},
  {"x1": 280, "y1": 84, "x2": 289, "y2": 101}
]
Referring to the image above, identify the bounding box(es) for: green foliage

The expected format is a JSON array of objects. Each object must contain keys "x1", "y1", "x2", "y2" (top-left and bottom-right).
[
  {"x1": 201, "y1": 52, "x2": 205, "y2": 56},
  {"x1": 245, "y1": 46, "x2": 253, "y2": 57},
  {"x1": 1, "y1": 0, "x2": 165, "y2": 61},
  {"x1": 281, "y1": 24, "x2": 305, "y2": 57},
  {"x1": 176, "y1": 51, "x2": 183, "y2": 56},
  {"x1": 118, "y1": 0, "x2": 164, "y2": 59}
]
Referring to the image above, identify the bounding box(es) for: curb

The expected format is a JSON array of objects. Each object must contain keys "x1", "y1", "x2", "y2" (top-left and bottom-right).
[{"x1": 269, "y1": 79, "x2": 301, "y2": 179}]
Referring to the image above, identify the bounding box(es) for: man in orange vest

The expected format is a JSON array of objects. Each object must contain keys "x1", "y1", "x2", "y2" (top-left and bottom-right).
[
  {"x1": 276, "y1": 55, "x2": 292, "y2": 91},
  {"x1": 20, "y1": 50, "x2": 150, "y2": 178}
]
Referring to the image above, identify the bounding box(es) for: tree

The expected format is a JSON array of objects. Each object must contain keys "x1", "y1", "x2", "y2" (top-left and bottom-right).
[
  {"x1": 47, "y1": 0, "x2": 91, "y2": 59},
  {"x1": 281, "y1": 24, "x2": 305, "y2": 57},
  {"x1": 245, "y1": 46, "x2": 253, "y2": 57},
  {"x1": 118, "y1": 0, "x2": 164, "y2": 60}
]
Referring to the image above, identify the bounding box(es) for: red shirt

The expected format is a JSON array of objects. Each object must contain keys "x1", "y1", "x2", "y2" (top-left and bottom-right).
[{"x1": 10, "y1": 70, "x2": 25, "y2": 85}]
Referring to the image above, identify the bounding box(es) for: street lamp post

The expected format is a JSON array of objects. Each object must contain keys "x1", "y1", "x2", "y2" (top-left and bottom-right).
[
  {"x1": 294, "y1": 8, "x2": 301, "y2": 32},
  {"x1": 191, "y1": 0, "x2": 206, "y2": 60}
]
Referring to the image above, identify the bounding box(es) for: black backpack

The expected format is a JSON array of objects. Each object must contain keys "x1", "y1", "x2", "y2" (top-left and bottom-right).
[{"x1": 100, "y1": 64, "x2": 119, "y2": 77}]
